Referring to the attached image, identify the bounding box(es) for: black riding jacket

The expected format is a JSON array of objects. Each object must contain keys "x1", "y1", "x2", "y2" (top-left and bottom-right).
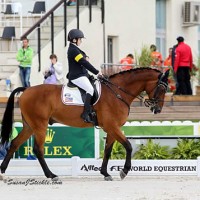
[{"x1": 67, "y1": 43, "x2": 99, "y2": 80}]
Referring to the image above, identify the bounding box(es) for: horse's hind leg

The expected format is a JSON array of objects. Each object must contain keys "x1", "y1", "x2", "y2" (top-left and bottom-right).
[
  {"x1": 33, "y1": 132, "x2": 58, "y2": 180},
  {"x1": 0, "y1": 124, "x2": 32, "y2": 178},
  {"x1": 100, "y1": 134, "x2": 115, "y2": 181}
]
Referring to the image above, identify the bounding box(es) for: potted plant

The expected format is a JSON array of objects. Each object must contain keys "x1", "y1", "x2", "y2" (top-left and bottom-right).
[
  {"x1": 135, "y1": 45, "x2": 153, "y2": 67},
  {"x1": 170, "y1": 139, "x2": 200, "y2": 159},
  {"x1": 133, "y1": 139, "x2": 171, "y2": 159}
]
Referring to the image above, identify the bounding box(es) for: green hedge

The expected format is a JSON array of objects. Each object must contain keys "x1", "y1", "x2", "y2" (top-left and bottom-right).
[{"x1": 100, "y1": 139, "x2": 200, "y2": 160}]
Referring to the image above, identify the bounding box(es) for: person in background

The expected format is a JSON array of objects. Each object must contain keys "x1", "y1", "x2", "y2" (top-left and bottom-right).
[
  {"x1": 16, "y1": 37, "x2": 33, "y2": 87},
  {"x1": 0, "y1": 127, "x2": 18, "y2": 160},
  {"x1": 150, "y1": 44, "x2": 163, "y2": 69},
  {"x1": 120, "y1": 54, "x2": 135, "y2": 71},
  {"x1": 163, "y1": 47, "x2": 176, "y2": 93},
  {"x1": 171, "y1": 44, "x2": 179, "y2": 94},
  {"x1": 171, "y1": 44, "x2": 178, "y2": 69},
  {"x1": 43, "y1": 54, "x2": 64, "y2": 85},
  {"x1": 164, "y1": 48, "x2": 172, "y2": 69},
  {"x1": 67, "y1": 29, "x2": 103, "y2": 123},
  {"x1": 174, "y1": 36, "x2": 193, "y2": 95}
]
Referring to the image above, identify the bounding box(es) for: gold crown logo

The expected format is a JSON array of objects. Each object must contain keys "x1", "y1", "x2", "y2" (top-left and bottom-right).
[{"x1": 45, "y1": 129, "x2": 55, "y2": 144}]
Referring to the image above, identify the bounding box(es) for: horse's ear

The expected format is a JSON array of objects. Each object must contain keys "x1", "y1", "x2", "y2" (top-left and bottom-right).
[
  {"x1": 158, "y1": 69, "x2": 170, "y2": 82},
  {"x1": 163, "y1": 69, "x2": 170, "y2": 78}
]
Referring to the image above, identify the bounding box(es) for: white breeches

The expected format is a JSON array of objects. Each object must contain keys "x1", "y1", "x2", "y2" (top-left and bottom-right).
[{"x1": 71, "y1": 76, "x2": 94, "y2": 96}]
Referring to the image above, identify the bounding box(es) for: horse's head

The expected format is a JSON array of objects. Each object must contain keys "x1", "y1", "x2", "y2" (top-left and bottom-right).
[{"x1": 144, "y1": 69, "x2": 169, "y2": 114}]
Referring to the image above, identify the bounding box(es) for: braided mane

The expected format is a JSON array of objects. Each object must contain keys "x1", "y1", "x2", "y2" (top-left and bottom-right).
[{"x1": 109, "y1": 67, "x2": 161, "y2": 78}]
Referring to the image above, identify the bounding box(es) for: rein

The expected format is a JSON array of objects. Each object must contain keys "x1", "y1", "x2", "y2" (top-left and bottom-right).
[
  {"x1": 100, "y1": 77, "x2": 131, "y2": 113},
  {"x1": 99, "y1": 76, "x2": 139, "y2": 114},
  {"x1": 99, "y1": 74, "x2": 168, "y2": 112}
]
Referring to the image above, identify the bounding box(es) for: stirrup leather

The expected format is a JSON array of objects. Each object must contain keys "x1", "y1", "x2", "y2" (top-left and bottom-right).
[{"x1": 81, "y1": 111, "x2": 93, "y2": 123}]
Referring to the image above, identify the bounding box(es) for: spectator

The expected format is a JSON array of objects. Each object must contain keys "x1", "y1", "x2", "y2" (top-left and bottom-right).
[
  {"x1": 120, "y1": 54, "x2": 135, "y2": 71},
  {"x1": 171, "y1": 44, "x2": 179, "y2": 94},
  {"x1": 163, "y1": 47, "x2": 176, "y2": 93},
  {"x1": 0, "y1": 127, "x2": 18, "y2": 160},
  {"x1": 174, "y1": 36, "x2": 193, "y2": 95},
  {"x1": 43, "y1": 54, "x2": 64, "y2": 85},
  {"x1": 171, "y1": 44, "x2": 178, "y2": 69},
  {"x1": 0, "y1": 142, "x2": 9, "y2": 160},
  {"x1": 150, "y1": 44, "x2": 163, "y2": 69},
  {"x1": 164, "y1": 48, "x2": 172, "y2": 69},
  {"x1": 16, "y1": 37, "x2": 33, "y2": 87}
]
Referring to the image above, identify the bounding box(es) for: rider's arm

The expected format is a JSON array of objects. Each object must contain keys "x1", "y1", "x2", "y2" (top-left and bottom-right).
[
  {"x1": 76, "y1": 55, "x2": 99, "y2": 75},
  {"x1": 72, "y1": 48, "x2": 99, "y2": 75}
]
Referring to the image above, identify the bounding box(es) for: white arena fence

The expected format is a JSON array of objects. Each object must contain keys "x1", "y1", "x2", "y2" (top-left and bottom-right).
[
  {"x1": 4, "y1": 156, "x2": 200, "y2": 177},
  {"x1": 2, "y1": 121, "x2": 200, "y2": 177}
]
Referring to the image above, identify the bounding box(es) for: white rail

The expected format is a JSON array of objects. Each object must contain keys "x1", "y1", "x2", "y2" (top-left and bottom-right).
[{"x1": 4, "y1": 157, "x2": 200, "y2": 177}]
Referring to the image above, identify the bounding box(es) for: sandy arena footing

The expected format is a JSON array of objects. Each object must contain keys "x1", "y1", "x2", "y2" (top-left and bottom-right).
[{"x1": 0, "y1": 176, "x2": 200, "y2": 200}]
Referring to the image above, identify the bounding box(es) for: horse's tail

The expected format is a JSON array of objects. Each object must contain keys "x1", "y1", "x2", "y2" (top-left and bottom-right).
[{"x1": 1, "y1": 87, "x2": 26, "y2": 144}]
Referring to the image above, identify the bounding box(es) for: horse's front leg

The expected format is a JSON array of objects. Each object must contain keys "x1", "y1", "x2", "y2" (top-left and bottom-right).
[
  {"x1": 119, "y1": 138, "x2": 132, "y2": 179},
  {"x1": 100, "y1": 134, "x2": 115, "y2": 181},
  {"x1": 107, "y1": 127, "x2": 132, "y2": 180}
]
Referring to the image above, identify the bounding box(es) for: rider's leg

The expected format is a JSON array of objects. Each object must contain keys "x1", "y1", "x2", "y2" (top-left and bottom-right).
[
  {"x1": 71, "y1": 76, "x2": 94, "y2": 123},
  {"x1": 81, "y1": 93, "x2": 93, "y2": 122}
]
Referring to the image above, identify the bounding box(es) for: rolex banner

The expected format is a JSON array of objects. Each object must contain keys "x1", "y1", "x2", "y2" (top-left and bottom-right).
[{"x1": 15, "y1": 125, "x2": 95, "y2": 158}]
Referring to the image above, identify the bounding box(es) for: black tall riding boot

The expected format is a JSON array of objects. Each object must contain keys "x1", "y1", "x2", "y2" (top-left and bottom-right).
[{"x1": 81, "y1": 93, "x2": 93, "y2": 123}]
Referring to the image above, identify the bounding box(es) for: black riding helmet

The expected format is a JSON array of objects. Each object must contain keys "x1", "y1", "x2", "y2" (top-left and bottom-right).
[{"x1": 68, "y1": 29, "x2": 85, "y2": 42}]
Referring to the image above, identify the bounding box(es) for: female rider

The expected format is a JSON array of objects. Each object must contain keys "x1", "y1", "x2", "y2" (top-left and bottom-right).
[{"x1": 67, "y1": 29, "x2": 102, "y2": 123}]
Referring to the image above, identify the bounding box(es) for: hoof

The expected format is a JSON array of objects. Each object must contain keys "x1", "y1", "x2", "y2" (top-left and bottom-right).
[
  {"x1": 52, "y1": 176, "x2": 59, "y2": 181},
  {"x1": 104, "y1": 176, "x2": 113, "y2": 181},
  {"x1": 120, "y1": 170, "x2": 127, "y2": 180}
]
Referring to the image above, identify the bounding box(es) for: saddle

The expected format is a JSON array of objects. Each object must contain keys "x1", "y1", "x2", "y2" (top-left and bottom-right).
[
  {"x1": 67, "y1": 75, "x2": 99, "y2": 104},
  {"x1": 65, "y1": 75, "x2": 99, "y2": 126}
]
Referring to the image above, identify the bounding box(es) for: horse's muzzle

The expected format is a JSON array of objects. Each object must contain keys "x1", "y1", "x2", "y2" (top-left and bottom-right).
[{"x1": 150, "y1": 106, "x2": 161, "y2": 114}]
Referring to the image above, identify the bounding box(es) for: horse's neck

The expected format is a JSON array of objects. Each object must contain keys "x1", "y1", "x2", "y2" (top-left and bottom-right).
[
  {"x1": 110, "y1": 71, "x2": 158, "y2": 96},
  {"x1": 110, "y1": 74, "x2": 145, "y2": 97}
]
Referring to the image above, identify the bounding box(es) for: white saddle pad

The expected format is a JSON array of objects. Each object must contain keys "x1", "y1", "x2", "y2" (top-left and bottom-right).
[{"x1": 61, "y1": 80, "x2": 101, "y2": 106}]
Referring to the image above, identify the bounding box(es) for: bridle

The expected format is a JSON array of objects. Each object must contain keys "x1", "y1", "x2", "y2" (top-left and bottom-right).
[
  {"x1": 99, "y1": 73, "x2": 168, "y2": 114},
  {"x1": 139, "y1": 76, "x2": 168, "y2": 108}
]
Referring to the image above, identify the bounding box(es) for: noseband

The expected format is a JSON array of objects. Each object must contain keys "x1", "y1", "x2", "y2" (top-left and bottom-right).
[
  {"x1": 142, "y1": 79, "x2": 168, "y2": 108},
  {"x1": 99, "y1": 73, "x2": 168, "y2": 113}
]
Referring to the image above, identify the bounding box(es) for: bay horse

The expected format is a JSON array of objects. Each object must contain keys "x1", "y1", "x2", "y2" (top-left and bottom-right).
[{"x1": 0, "y1": 67, "x2": 169, "y2": 181}]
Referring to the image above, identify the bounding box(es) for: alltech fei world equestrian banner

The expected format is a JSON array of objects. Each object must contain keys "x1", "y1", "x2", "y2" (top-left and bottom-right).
[{"x1": 15, "y1": 124, "x2": 95, "y2": 159}]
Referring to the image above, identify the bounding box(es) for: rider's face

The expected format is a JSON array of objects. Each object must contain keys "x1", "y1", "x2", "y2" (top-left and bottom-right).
[{"x1": 77, "y1": 38, "x2": 82, "y2": 46}]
